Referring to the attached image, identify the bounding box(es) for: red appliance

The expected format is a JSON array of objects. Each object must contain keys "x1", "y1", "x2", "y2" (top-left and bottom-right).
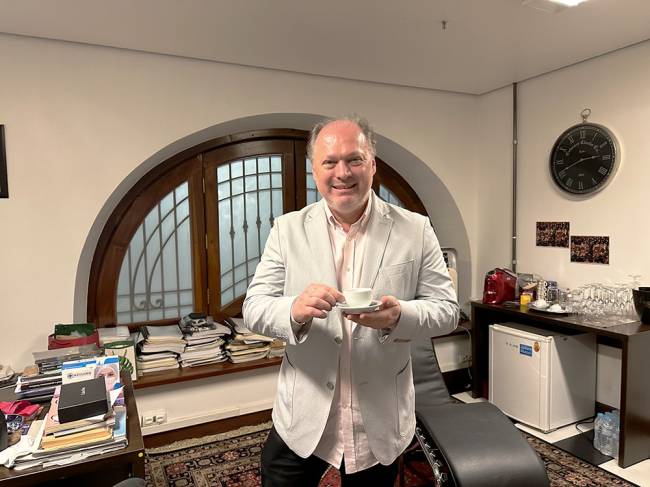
[{"x1": 482, "y1": 268, "x2": 517, "y2": 304}]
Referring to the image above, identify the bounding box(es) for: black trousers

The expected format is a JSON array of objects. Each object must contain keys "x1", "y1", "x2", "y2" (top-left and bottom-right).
[{"x1": 261, "y1": 426, "x2": 398, "y2": 487}]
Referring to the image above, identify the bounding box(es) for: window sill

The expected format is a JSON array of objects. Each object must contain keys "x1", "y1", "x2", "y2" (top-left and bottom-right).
[
  {"x1": 131, "y1": 321, "x2": 468, "y2": 390},
  {"x1": 133, "y1": 356, "x2": 282, "y2": 389}
]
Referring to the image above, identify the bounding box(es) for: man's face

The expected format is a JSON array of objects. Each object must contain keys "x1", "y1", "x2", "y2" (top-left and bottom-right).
[{"x1": 311, "y1": 121, "x2": 376, "y2": 223}]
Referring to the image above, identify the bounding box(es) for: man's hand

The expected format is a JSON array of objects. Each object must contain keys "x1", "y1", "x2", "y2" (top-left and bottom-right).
[
  {"x1": 345, "y1": 295, "x2": 401, "y2": 330},
  {"x1": 291, "y1": 283, "x2": 345, "y2": 324}
]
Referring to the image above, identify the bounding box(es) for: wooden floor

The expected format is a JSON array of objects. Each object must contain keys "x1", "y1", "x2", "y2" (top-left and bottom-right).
[{"x1": 144, "y1": 409, "x2": 273, "y2": 449}]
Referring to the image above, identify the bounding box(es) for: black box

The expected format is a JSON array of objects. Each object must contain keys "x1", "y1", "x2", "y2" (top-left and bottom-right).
[{"x1": 58, "y1": 377, "x2": 109, "y2": 423}]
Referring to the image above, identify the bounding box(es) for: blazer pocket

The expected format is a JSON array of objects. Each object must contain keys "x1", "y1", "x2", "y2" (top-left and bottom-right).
[
  {"x1": 383, "y1": 260, "x2": 414, "y2": 275},
  {"x1": 374, "y1": 260, "x2": 413, "y2": 300}
]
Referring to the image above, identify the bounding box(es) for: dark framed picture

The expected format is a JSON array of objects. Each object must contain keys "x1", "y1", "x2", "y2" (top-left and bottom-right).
[
  {"x1": 0, "y1": 125, "x2": 8, "y2": 198},
  {"x1": 536, "y1": 221, "x2": 570, "y2": 247},
  {"x1": 570, "y1": 236, "x2": 609, "y2": 264}
]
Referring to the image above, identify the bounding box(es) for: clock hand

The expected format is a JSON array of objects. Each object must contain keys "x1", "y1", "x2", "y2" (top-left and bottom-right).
[{"x1": 560, "y1": 155, "x2": 600, "y2": 172}]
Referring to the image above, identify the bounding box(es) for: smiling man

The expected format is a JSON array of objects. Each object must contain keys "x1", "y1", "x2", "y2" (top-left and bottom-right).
[{"x1": 243, "y1": 116, "x2": 459, "y2": 487}]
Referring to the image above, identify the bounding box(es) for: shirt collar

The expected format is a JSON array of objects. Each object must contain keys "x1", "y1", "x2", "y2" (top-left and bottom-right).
[{"x1": 324, "y1": 193, "x2": 372, "y2": 233}]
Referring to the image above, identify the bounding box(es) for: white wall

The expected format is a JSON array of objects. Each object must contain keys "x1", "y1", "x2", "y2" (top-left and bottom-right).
[
  {"x1": 0, "y1": 33, "x2": 478, "y2": 425},
  {"x1": 477, "y1": 40, "x2": 650, "y2": 407},
  {"x1": 516, "y1": 40, "x2": 650, "y2": 289}
]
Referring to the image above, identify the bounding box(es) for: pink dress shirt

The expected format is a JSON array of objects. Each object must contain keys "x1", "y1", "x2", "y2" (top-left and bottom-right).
[{"x1": 312, "y1": 197, "x2": 378, "y2": 473}]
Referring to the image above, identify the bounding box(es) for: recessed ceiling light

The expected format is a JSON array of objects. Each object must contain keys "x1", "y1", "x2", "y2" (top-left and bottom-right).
[
  {"x1": 523, "y1": 0, "x2": 589, "y2": 13},
  {"x1": 550, "y1": 0, "x2": 588, "y2": 6}
]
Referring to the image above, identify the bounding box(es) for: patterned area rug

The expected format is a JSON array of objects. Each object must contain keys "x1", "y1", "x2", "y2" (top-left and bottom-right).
[{"x1": 145, "y1": 421, "x2": 637, "y2": 487}]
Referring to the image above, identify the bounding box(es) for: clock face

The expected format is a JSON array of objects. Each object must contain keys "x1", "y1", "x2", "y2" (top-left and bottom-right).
[{"x1": 549, "y1": 123, "x2": 617, "y2": 195}]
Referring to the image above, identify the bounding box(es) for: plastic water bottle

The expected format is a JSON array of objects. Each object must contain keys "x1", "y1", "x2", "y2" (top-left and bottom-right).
[
  {"x1": 593, "y1": 412, "x2": 604, "y2": 452},
  {"x1": 596, "y1": 410, "x2": 620, "y2": 457},
  {"x1": 609, "y1": 410, "x2": 620, "y2": 458}
]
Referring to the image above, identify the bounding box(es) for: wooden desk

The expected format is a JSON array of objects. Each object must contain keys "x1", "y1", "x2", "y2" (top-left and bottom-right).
[
  {"x1": 471, "y1": 301, "x2": 650, "y2": 468},
  {"x1": 0, "y1": 375, "x2": 145, "y2": 486}
]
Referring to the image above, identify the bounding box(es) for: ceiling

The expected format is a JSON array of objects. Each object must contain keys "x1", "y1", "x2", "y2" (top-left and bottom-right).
[{"x1": 1, "y1": 0, "x2": 649, "y2": 94}]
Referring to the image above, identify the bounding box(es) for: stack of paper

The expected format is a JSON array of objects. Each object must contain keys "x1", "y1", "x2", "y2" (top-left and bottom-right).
[
  {"x1": 178, "y1": 314, "x2": 231, "y2": 367},
  {"x1": 33, "y1": 345, "x2": 100, "y2": 374},
  {"x1": 98, "y1": 326, "x2": 131, "y2": 347},
  {"x1": 135, "y1": 325, "x2": 184, "y2": 374},
  {"x1": 10, "y1": 387, "x2": 127, "y2": 470},
  {"x1": 136, "y1": 352, "x2": 180, "y2": 374},
  {"x1": 268, "y1": 339, "x2": 287, "y2": 358},
  {"x1": 14, "y1": 369, "x2": 63, "y2": 403},
  {"x1": 39, "y1": 386, "x2": 114, "y2": 450},
  {"x1": 225, "y1": 318, "x2": 273, "y2": 363},
  {"x1": 139, "y1": 325, "x2": 186, "y2": 354}
]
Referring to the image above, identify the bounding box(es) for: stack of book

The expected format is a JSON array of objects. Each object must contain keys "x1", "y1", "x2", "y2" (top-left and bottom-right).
[
  {"x1": 135, "y1": 325, "x2": 184, "y2": 374},
  {"x1": 14, "y1": 346, "x2": 100, "y2": 403},
  {"x1": 178, "y1": 314, "x2": 231, "y2": 367},
  {"x1": 14, "y1": 369, "x2": 62, "y2": 403},
  {"x1": 98, "y1": 325, "x2": 131, "y2": 347},
  {"x1": 225, "y1": 318, "x2": 273, "y2": 363},
  {"x1": 40, "y1": 385, "x2": 116, "y2": 451},
  {"x1": 268, "y1": 339, "x2": 287, "y2": 358},
  {"x1": 33, "y1": 345, "x2": 100, "y2": 375},
  {"x1": 11, "y1": 385, "x2": 127, "y2": 470}
]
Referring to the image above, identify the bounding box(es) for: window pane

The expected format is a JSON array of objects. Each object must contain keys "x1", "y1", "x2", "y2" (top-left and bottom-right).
[
  {"x1": 258, "y1": 174, "x2": 271, "y2": 190},
  {"x1": 231, "y1": 177, "x2": 244, "y2": 196},
  {"x1": 116, "y1": 181, "x2": 194, "y2": 324},
  {"x1": 231, "y1": 160, "x2": 243, "y2": 179},
  {"x1": 271, "y1": 156, "x2": 282, "y2": 172},
  {"x1": 379, "y1": 184, "x2": 405, "y2": 208},
  {"x1": 218, "y1": 199, "x2": 233, "y2": 273},
  {"x1": 244, "y1": 158, "x2": 257, "y2": 175},
  {"x1": 218, "y1": 182, "x2": 230, "y2": 200},
  {"x1": 217, "y1": 164, "x2": 230, "y2": 182},
  {"x1": 258, "y1": 156, "x2": 270, "y2": 173},
  {"x1": 305, "y1": 158, "x2": 321, "y2": 202},
  {"x1": 215, "y1": 156, "x2": 285, "y2": 307}
]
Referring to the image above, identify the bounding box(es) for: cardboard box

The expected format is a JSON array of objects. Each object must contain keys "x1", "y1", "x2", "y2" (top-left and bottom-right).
[{"x1": 58, "y1": 377, "x2": 109, "y2": 424}]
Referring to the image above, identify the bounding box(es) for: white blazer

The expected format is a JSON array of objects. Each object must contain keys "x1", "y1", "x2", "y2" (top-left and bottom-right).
[{"x1": 243, "y1": 192, "x2": 459, "y2": 465}]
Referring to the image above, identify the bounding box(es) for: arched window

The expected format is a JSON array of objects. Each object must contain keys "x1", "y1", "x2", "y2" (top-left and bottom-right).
[{"x1": 88, "y1": 129, "x2": 427, "y2": 328}]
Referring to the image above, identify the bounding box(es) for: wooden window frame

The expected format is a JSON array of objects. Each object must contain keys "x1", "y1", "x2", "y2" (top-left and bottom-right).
[{"x1": 87, "y1": 129, "x2": 427, "y2": 330}]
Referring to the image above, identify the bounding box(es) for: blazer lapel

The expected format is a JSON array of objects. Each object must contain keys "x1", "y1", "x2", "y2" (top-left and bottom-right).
[
  {"x1": 305, "y1": 201, "x2": 338, "y2": 289},
  {"x1": 359, "y1": 193, "x2": 393, "y2": 290}
]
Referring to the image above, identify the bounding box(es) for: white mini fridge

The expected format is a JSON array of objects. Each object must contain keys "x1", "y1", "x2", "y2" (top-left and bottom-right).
[{"x1": 489, "y1": 322, "x2": 596, "y2": 432}]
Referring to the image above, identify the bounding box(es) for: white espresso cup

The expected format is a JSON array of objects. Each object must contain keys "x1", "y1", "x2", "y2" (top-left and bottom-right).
[{"x1": 343, "y1": 288, "x2": 373, "y2": 307}]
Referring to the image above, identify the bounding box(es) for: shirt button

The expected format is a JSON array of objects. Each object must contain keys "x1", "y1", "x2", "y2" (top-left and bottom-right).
[
  {"x1": 327, "y1": 381, "x2": 335, "y2": 391},
  {"x1": 400, "y1": 432, "x2": 407, "y2": 438},
  {"x1": 334, "y1": 336, "x2": 342, "y2": 345}
]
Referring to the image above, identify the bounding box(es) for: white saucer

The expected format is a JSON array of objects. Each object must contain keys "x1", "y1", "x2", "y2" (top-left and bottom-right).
[
  {"x1": 528, "y1": 303, "x2": 568, "y2": 314},
  {"x1": 338, "y1": 300, "x2": 381, "y2": 314}
]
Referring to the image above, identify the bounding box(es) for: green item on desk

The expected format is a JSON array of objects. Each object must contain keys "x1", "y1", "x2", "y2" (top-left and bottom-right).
[
  {"x1": 104, "y1": 340, "x2": 137, "y2": 381},
  {"x1": 54, "y1": 323, "x2": 96, "y2": 338}
]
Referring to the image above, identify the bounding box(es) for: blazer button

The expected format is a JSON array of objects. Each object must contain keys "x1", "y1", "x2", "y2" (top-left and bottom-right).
[
  {"x1": 327, "y1": 381, "x2": 335, "y2": 390},
  {"x1": 334, "y1": 336, "x2": 342, "y2": 345}
]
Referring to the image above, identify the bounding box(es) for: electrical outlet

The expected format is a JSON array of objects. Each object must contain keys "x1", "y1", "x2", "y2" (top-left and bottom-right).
[
  {"x1": 142, "y1": 409, "x2": 167, "y2": 426},
  {"x1": 153, "y1": 409, "x2": 167, "y2": 424},
  {"x1": 141, "y1": 414, "x2": 155, "y2": 427}
]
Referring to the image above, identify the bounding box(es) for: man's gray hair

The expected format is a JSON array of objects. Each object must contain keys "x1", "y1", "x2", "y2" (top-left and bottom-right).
[{"x1": 307, "y1": 115, "x2": 377, "y2": 160}]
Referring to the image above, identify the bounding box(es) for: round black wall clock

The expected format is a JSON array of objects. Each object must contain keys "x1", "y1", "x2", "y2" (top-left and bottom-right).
[{"x1": 549, "y1": 109, "x2": 618, "y2": 195}]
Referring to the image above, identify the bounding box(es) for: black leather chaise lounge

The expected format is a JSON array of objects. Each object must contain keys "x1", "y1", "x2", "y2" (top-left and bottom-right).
[{"x1": 404, "y1": 331, "x2": 550, "y2": 487}]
